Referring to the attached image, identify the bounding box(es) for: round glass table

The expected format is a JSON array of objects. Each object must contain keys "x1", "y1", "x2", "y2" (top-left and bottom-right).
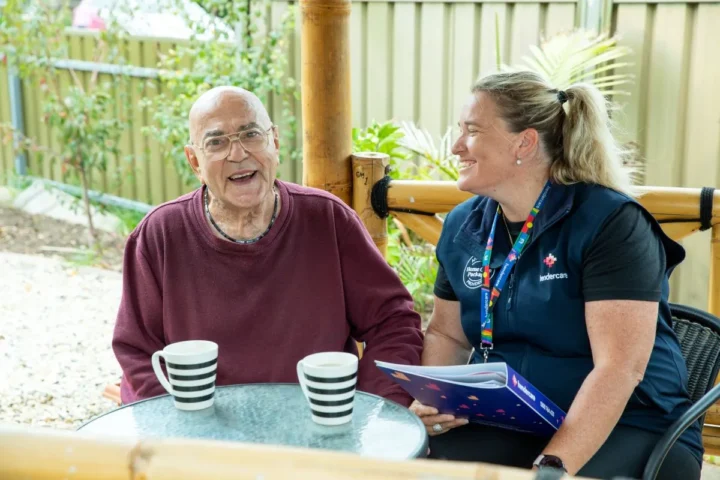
[{"x1": 78, "y1": 384, "x2": 428, "y2": 460}]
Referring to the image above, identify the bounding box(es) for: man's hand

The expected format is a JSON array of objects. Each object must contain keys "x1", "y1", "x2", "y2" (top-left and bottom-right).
[{"x1": 409, "y1": 400, "x2": 469, "y2": 436}]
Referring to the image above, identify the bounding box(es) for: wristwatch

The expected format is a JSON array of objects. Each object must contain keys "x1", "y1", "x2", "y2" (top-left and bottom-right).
[{"x1": 533, "y1": 454, "x2": 567, "y2": 472}]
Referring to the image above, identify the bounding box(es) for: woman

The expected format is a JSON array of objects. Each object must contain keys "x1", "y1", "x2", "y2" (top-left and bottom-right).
[{"x1": 410, "y1": 70, "x2": 703, "y2": 479}]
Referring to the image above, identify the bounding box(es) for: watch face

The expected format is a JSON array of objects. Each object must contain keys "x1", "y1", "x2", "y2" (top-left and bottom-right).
[{"x1": 540, "y1": 455, "x2": 566, "y2": 469}]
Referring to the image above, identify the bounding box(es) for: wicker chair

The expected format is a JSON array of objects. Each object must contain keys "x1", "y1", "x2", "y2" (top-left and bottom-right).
[{"x1": 643, "y1": 303, "x2": 720, "y2": 480}]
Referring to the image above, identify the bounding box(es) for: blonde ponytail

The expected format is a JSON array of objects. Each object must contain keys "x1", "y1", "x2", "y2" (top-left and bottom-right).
[
  {"x1": 472, "y1": 71, "x2": 634, "y2": 196},
  {"x1": 554, "y1": 84, "x2": 633, "y2": 196}
]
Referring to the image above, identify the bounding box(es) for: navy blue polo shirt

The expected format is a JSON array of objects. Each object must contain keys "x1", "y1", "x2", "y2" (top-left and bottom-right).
[{"x1": 435, "y1": 182, "x2": 703, "y2": 461}]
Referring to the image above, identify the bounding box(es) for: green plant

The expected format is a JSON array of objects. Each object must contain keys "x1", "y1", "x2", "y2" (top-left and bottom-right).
[
  {"x1": 352, "y1": 120, "x2": 459, "y2": 320},
  {"x1": 193, "y1": 0, "x2": 235, "y2": 18},
  {"x1": 352, "y1": 120, "x2": 410, "y2": 166},
  {"x1": 398, "y1": 121, "x2": 458, "y2": 181},
  {"x1": 142, "y1": 0, "x2": 297, "y2": 187},
  {"x1": 0, "y1": 0, "x2": 134, "y2": 250},
  {"x1": 390, "y1": 241, "x2": 438, "y2": 316}
]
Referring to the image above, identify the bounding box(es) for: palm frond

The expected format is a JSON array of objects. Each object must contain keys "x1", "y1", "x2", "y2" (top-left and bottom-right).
[
  {"x1": 398, "y1": 121, "x2": 459, "y2": 181},
  {"x1": 513, "y1": 29, "x2": 634, "y2": 95}
]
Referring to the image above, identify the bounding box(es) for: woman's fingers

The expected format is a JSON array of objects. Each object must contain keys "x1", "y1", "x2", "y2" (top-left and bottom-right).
[
  {"x1": 420, "y1": 414, "x2": 457, "y2": 426},
  {"x1": 444, "y1": 418, "x2": 470, "y2": 429},
  {"x1": 409, "y1": 400, "x2": 469, "y2": 436},
  {"x1": 409, "y1": 401, "x2": 438, "y2": 417},
  {"x1": 424, "y1": 417, "x2": 469, "y2": 436}
]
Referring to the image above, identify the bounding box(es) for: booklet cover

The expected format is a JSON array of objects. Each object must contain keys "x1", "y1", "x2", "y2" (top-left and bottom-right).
[{"x1": 375, "y1": 361, "x2": 566, "y2": 436}]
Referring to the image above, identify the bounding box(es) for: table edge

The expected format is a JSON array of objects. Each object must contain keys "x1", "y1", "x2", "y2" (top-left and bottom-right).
[{"x1": 77, "y1": 382, "x2": 429, "y2": 459}]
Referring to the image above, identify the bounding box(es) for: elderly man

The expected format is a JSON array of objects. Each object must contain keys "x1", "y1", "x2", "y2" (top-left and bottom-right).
[{"x1": 112, "y1": 86, "x2": 424, "y2": 407}]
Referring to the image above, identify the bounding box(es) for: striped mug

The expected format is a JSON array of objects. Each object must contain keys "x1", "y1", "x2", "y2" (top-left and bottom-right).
[
  {"x1": 296, "y1": 352, "x2": 358, "y2": 425},
  {"x1": 151, "y1": 340, "x2": 218, "y2": 411}
]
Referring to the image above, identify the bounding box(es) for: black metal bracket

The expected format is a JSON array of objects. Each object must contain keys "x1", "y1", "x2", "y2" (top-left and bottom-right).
[{"x1": 700, "y1": 187, "x2": 715, "y2": 231}]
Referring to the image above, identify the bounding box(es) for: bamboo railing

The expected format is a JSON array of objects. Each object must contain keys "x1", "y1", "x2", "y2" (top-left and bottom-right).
[
  {"x1": 375, "y1": 180, "x2": 720, "y2": 314},
  {"x1": 351, "y1": 174, "x2": 720, "y2": 453},
  {"x1": 0, "y1": 424, "x2": 576, "y2": 480}
]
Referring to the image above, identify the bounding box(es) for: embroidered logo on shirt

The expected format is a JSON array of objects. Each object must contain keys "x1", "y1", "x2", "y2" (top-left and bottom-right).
[
  {"x1": 463, "y1": 256, "x2": 483, "y2": 289},
  {"x1": 540, "y1": 253, "x2": 568, "y2": 281},
  {"x1": 543, "y1": 253, "x2": 557, "y2": 268}
]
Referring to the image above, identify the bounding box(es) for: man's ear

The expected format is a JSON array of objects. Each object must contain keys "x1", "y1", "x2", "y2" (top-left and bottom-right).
[
  {"x1": 272, "y1": 125, "x2": 280, "y2": 151},
  {"x1": 184, "y1": 145, "x2": 204, "y2": 184},
  {"x1": 515, "y1": 128, "x2": 540, "y2": 160}
]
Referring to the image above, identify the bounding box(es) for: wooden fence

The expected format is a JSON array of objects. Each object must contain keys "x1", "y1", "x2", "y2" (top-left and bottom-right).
[
  {"x1": 0, "y1": 0, "x2": 718, "y2": 309},
  {"x1": 611, "y1": 0, "x2": 720, "y2": 307}
]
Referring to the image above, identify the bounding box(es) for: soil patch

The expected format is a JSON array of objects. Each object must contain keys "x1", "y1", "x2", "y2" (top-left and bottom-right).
[{"x1": 0, "y1": 206, "x2": 127, "y2": 271}]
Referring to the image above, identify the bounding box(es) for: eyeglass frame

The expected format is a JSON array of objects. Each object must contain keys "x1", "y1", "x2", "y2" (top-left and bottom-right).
[{"x1": 190, "y1": 125, "x2": 277, "y2": 159}]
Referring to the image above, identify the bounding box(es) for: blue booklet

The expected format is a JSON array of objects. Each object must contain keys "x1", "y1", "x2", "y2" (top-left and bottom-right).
[{"x1": 375, "y1": 361, "x2": 566, "y2": 436}]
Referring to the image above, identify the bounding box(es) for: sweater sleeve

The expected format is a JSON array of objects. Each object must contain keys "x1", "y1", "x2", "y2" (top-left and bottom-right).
[
  {"x1": 112, "y1": 230, "x2": 167, "y2": 404},
  {"x1": 336, "y1": 208, "x2": 424, "y2": 407}
]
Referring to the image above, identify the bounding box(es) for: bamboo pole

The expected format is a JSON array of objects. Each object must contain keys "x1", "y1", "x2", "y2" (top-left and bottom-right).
[
  {"x1": 386, "y1": 181, "x2": 720, "y2": 220},
  {"x1": 391, "y1": 212, "x2": 444, "y2": 246},
  {"x1": 352, "y1": 152, "x2": 389, "y2": 257},
  {"x1": 658, "y1": 222, "x2": 703, "y2": 242},
  {"x1": 710, "y1": 224, "x2": 720, "y2": 318},
  {"x1": 387, "y1": 181, "x2": 473, "y2": 213},
  {"x1": 300, "y1": 0, "x2": 353, "y2": 206},
  {"x1": 388, "y1": 215, "x2": 701, "y2": 245},
  {"x1": 0, "y1": 424, "x2": 559, "y2": 480}
]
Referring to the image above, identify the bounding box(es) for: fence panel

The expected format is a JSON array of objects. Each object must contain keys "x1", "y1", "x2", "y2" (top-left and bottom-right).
[
  {"x1": 348, "y1": 0, "x2": 576, "y2": 139},
  {"x1": 612, "y1": 1, "x2": 720, "y2": 309}
]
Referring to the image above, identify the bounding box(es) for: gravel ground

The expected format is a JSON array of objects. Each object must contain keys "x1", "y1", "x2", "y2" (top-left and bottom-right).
[{"x1": 0, "y1": 251, "x2": 122, "y2": 429}]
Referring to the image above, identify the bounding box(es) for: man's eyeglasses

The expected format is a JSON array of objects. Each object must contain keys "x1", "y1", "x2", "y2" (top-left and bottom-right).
[{"x1": 194, "y1": 126, "x2": 275, "y2": 161}]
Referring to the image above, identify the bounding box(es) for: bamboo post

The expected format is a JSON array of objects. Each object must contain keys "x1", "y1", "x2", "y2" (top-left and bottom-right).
[
  {"x1": 710, "y1": 224, "x2": 720, "y2": 318},
  {"x1": 300, "y1": 0, "x2": 353, "y2": 206},
  {"x1": 352, "y1": 152, "x2": 389, "y2": 257}
]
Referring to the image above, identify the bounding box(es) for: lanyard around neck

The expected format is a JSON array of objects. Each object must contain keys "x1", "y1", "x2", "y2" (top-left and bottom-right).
[{"x1": 479, "y1": 180, "x2": 552, "y2": 362}]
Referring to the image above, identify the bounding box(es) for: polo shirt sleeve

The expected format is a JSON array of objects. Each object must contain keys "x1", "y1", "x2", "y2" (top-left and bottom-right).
[
  {"x1": 434, "y1": 262, "x2": 459, "y2": 301},
  {"x1": 582, "y1": 203, "x2": 666, "y2": 302},
  {"x1": 433, "y1": 211, "x2": 460, "y2": 302}
]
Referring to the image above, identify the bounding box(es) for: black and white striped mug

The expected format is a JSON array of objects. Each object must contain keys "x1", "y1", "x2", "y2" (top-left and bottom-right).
[
  {"x1": 296, "y1": 352, "x2": 358, "y2": 425},
  {"x1": 151, "y1": 340, "x2": 218, "y2": 411}
]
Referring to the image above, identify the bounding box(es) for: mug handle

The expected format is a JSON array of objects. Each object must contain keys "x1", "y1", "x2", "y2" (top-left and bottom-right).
[
  {"x1": 151, "y1": 351, "x2": 174, "y2": 395},
  {"x1": 296, "y1": 360, "x2": 310, "y2": 403}
]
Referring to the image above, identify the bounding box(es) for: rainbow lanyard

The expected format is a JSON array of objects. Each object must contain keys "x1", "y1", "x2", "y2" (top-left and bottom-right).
[{"x1": 479, "y1": 181, "x2": 552, "y2": 362}]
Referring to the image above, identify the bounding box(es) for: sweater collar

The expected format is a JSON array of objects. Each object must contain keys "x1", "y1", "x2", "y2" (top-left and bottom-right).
[{"x1": 193, "y1": 179, "x2": 292, "y2": 255}]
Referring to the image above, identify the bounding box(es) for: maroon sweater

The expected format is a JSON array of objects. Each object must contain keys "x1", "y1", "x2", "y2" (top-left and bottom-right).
[{"x1": 112, "y1": 180, "x2": 423, "y2": 406}]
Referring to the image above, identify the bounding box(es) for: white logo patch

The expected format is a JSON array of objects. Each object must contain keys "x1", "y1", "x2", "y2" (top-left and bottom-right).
[
  {"x1": 463, "y1": 256, "x2": 484, "y2": 289},
  {"x1": 463, "y1": 257, "x2": 495, "y2": 290}
]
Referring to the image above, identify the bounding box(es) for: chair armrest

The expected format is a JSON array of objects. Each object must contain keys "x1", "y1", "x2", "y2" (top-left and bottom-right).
[{"x1": 643, "y1": 383, "x2": 720, "y2": 480}]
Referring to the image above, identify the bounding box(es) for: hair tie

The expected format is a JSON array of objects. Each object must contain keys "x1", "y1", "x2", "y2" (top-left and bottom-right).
[{"x1": 557, "y1": 90, "x2": 568, "y2": 104}]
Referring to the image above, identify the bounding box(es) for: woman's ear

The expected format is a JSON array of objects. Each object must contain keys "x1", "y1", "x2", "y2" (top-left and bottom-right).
[{"x1": 515, "y1": 128, "x2": 540, "y2": 160}]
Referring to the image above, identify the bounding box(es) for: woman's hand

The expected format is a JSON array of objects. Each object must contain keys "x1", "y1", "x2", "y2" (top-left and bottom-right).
[{"x1": 409, "y1": 400, "x2": 469, "y2": 436}]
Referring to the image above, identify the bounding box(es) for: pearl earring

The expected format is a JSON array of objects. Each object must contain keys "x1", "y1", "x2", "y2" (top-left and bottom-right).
[{"x1": 516, "y1": 159, "x2": 522, "y2": 165}]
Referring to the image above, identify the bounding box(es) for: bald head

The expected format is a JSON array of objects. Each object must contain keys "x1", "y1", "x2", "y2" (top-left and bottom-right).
[{"x1": 188, "y1": 86, "x2": 271, "y2": 144}]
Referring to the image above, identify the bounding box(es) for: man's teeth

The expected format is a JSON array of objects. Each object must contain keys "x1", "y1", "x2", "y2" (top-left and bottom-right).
[{"x1": 230, "y1": 172, "x2": 254, "y2": 180}]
